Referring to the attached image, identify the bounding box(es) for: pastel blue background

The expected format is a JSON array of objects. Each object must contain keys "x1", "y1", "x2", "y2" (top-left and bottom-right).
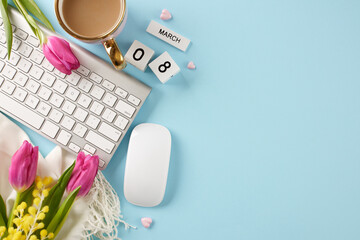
[{"x1": 4, "y1": 0, "x2": 360, "y2": 239}]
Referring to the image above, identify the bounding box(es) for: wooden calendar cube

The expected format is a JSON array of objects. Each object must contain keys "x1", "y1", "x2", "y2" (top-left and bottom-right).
[
  {"x1": 148, "y1": 52, "x2": 180, "y2": 83},
  {"x1": 124, "y1": 40, "x2": 155, "y2": 72}
]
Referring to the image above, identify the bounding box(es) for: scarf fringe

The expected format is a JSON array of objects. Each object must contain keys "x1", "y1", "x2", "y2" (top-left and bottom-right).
[{"x1": 81, "y1": 171, "x2": 136, "y2": 240}]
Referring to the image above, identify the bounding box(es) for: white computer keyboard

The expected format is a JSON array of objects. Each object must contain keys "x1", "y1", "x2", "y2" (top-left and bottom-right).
[{"x1": 0, "y1": 7, "x2": 151, "y2": 169}]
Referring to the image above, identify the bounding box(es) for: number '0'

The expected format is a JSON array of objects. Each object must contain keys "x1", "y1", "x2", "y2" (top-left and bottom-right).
[{"x1": 133, "y1": 48, "x2": 145, "y2": 61}]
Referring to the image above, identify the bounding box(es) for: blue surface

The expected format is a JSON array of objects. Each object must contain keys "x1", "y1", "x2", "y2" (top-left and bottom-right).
[{"x1": 5, "y1": 0, "x2": 360, "y2": 239}]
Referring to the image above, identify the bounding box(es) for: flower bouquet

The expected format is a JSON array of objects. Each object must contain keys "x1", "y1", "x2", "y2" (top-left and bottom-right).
[
  {"x1": 0, "y1": 114, "x2": 130, "y2": 240},
  {"x1": 0, "y1": 140, "x2": 99, "y2": 240},
  {"x1": 0, "y1": 0, "x2": 80, "y2": 74}
]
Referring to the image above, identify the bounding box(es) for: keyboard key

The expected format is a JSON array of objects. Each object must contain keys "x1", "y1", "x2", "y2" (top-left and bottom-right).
[
  {"x1": 0, "y1": 61, "x2": 4, "y2": 71},
  {"x1": 2, "y1": 65, "x2": 17, "y2": 79},
  {"x1": 62, "y1": 101, "x2": 76, "y2": 115},
  {"x1": 89, "y1": 72, "x2": 103, "y2": 83},
  {"x1": 18, "y1": 43, "x2": 33, "y2": 57},
  {"x1": 78, "y1": 78, "x2": 93, "y2": 92},
  {"x1": 18, "y1": 58, "x2": 32, "y2": 72},
  {"x1": 90, "y1": 101, "x2": 104, "y2": 115},
  {"x1": 29, "y1": 65, "x2": 44, "y2": 79},
  {"x1": 53, "y1": 80, "x2": 68, "y2": 94},
  {"x1": 25, "y1": 95, "x2": 39, "y2": 109},
  {"x1": 99, "y1": 160, "x2": 106, "y2": 168},
  {"x1": 61, "y1": 116, "x2": 75, "y2": 130},
  {"x1": 73, "y1": 123, "x2": 87, "y2": 137},
  {"x1": 115, "y1": 100, "x2": 135, "y2": 118},
  {"x1": 57, "y1": 130, "x2": 71, "y2": 146},
  {"x1": 49, "y1": 109, "x2": 63, "y2": 123},
  {"x1": 41, "y1": 72, "x2": 56, "y2": 87},
  {"x1": 0, "y1": 45, "x2": 7, "y2": 59},
  {"x1": 65, "y1": 72, "x2": 81, "y2": 85},
  {"x1": 38, "y1": 87, "x2": 52, "y2": 100},
  {"x1": 28, "y1": 36, "x2": 40, "y2": 47},
  {"x1": 127, "y1": 95, "x2": 141, "y2": 106},
  {"x1": 66, "y1": 87, "x2": 80, "y2": 101},
  {"x1": 37, "y1": 102, "x2": 51, "y2": 116},
  {"x1": 115, "y1": 87, "x2": 128, "y2": 98},
  {"x1": 114, "y1": 115, "x2": 129, "y2": 130},
  {"x1": 78, "y1": 94, "x2": 92, "y2": 108},
  {"x1": 26, "y1": 79, "x2": 40, "y2": 93},
  {"x1": 41, "y1": 121, "x2": 59, "y2": 138},
  {"x1": 49, "y1": 93, "x2": 64, "y2": 108},
  {"x1": 102, "y1": 80, "x2": 115, "y2": 91},
  {"x1": 85, "y1": 131, "x2": 115, "y2": 154},
  {"x1": 85, "y1": 115, "x2": 100, "y2": 129},
  {"x1": 54, "y1": 69, "x2": 66, "y2": 79},
  {"x1": 90, "y1": 86, "x2": 105, "y2": 100},
  {"x1": 8, "y1": 52, "x2": 20, "y2": 66},
  {"x1": 69, "y1": 142, "x2": 80, "y2": 153},
  {"x1": 14, "y1": 28, "x2": 28, "y2": 40},
  {"x1": 74, "y1": 108, "x2": 88, "y2": 122},
  {"x1": 0, "y1": 76, "x2": 3, "y2": 86},
  {"x1": 0, "y1": 30, "x2": 6, "y2": 44},
  {"x1": 1, "y1": 81, "x2": 16, "y2": 95},
  {"x1": 102, "y1": 108, "x2": 116, "y2": 123},
  {"x1": 0, "y1": 92, "x2": 44, "y2": 129},
  {"x1": 14, "y1": 72, "x2": 28, "y2": 86},
  {"x1": 102, "y1": 93, "x2": 117, "y2": 107},
  {"x1": 29, "y1": 50, "x2": 44, "y2": 64},
  {"x1": 84, "y1": 144, "x2": 96, "y2": 154},
  {"x1": 13, "y1": 88, "x2": 27, "y2": 102},
  {"x1": 77, "y1": 65, "x2": 90, "y2": 76},
  {"x1": 42, "y1": 58, "x2": 54, "y2": 71},
  {"x1": 98, "y1": 122, "x2": 122, "y2": 142},
  {"x1": 11, "y1": 24, "x2": 16, "y2": 32},
  {"x1": 13, "y1": 38, "x2": 21, "y2": 51}
]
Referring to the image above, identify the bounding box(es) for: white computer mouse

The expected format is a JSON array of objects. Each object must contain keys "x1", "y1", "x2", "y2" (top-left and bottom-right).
[{"x1": 124, "y1": 123, "x2": 171, "y2": 207}]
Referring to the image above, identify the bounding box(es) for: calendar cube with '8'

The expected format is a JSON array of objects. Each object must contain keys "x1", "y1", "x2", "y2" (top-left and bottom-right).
[{"x1": 149, "y1": 51, "x2": 180, "y2": 83}]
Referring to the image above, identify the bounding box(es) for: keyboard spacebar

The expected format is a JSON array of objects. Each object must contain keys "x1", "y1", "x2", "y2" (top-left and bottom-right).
[
  {"x1": 85, "y1": 131, "x2": 115, "y2": 154},
  {"x1": 0, "y1": 92, "x2": 45, "y2": 129}
]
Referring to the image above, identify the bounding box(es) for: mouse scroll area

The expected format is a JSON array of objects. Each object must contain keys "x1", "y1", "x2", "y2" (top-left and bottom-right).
[{"x1": 124, "y1": 123, "x2": 171, "y2": 207}]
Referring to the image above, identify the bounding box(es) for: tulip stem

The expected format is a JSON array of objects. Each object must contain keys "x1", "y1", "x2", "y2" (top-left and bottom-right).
[{"x1": 7, "y1": 193, "x2": 21, "y2": 229}]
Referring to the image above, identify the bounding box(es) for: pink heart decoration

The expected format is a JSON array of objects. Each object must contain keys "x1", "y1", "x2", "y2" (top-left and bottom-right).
[
  {"x1": 187, "y1": 61, "x2": 196, "y2": 69},
  {"x1": 160, "y1": 9, "x2": 172, "y2": 20},
  {"x1": 141, "y1": 217, "x2": 153, "y2": 228}
]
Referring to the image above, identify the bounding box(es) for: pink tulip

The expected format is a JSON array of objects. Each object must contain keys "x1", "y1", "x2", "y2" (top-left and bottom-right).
[
  {"x1": 8, "y1": 140, "x2": 39, "y2": 192},
  {"x1": 67, "y1": 152, "x2": 99, "y2": 197},
  {"x1": 43, "y1": 36, "x2": 80, "y2": 75}
]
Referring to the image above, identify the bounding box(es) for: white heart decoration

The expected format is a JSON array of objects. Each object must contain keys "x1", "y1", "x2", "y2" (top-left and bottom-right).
[
  {"x1": 187, "y1": 61, "x2": 196, "y2": 69},
  {"x1": 141, "y1": 217, "x2": 153, "y2": 228},
  {"x1": 160, "y1": 9, "x2": 172, "y2": 20}
]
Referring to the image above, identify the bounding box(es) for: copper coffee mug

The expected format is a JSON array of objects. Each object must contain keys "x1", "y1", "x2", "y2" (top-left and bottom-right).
[{"x1": 54, "y1": 0, "x2": 127, "y2": 70}]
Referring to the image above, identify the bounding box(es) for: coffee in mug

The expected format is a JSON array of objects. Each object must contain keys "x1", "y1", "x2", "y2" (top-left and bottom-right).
[{"x1": 55, "y1": 0, "x2": 128, "y2": 70}]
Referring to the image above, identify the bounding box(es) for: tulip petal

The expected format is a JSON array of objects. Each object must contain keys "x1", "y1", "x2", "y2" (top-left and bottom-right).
[
  {"x1": 66, "y1": 152, "x2": 99, "y2": 197},
  {"x1": 43, "y1": 43, "x2": 72, "y2": 75},
  {"x1": 42, "y1": 36, "x2": 80, "y2": 75},
  {"x1": 47, "y1": 36, "x2": 80, "y2": 70},
  {"x1": 8, "y1": 141, "x2": 38, "y2": 192}
]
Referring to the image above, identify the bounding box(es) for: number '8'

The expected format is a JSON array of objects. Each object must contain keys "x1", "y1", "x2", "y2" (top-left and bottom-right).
[{"x1": 158, "y1": 61, "x2": 171, "y2": 73}]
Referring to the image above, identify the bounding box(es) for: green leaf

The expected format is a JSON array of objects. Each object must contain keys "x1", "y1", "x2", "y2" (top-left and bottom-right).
[
  {"x1": 42, "y1": 162, "x2": 75, "y2": 226},
  {"x1": 7, "y1": 184, "x2": 34, "y2": 229},
  {"x1": 13, "y1": 0, "x2": 46, "y2": 44},
  {"x1": 46, "y1": 186, "x2": 80, "y2": 237},
  {"x1": 0, "y1": 0, "x2": 13, "y2": 58},
  {"x1": 0, "y1": 214, "x2": 5, "y2": 228},
  {"x1": 19, "y1": 184, "x2": 35, "y2": 207},
  {"x1": 18, "y1": 0, "x2": 54, "y2": 31},
  {"x1": 0, "y1": 194, "x2": 6, "y2": 226}
]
